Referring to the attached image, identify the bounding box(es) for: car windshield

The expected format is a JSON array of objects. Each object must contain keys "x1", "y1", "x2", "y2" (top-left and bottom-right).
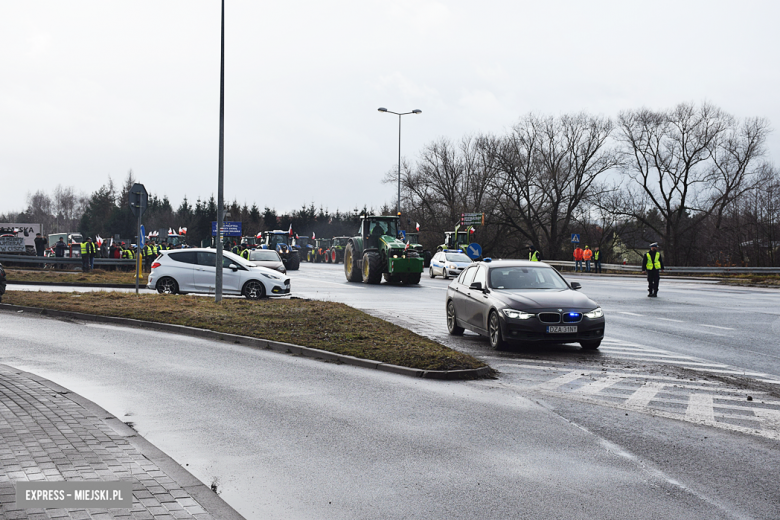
[
  {"x1": 249, "y1": 250, "x2": 281, "y2": 262},
  {"x1": 489, "y1": 266, "x2": 569, "y2": 290},
  {"x1": 223, "y1": 250, "x2": 252, "y2": 267},
  {"x1": 445, "y1": 253, "x2": 471, "y2": 262},
  {"x1": 267, "y1": 234, "x2": 287, "y2": 247}
]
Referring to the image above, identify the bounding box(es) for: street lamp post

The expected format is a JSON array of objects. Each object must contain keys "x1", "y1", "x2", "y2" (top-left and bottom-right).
[
  {"x1": 215, "y1": 0, "x2": 226, "y2": 303},
  {"x1": 378, "y1": 107, "x2": 421, "y2": 219}
]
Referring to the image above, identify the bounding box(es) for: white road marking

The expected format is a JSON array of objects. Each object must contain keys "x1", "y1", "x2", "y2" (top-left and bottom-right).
[
  {"x1": 616, "y1": 311, "x2": 644, "y2": 316},
  {"x1": 754, "y1": 409, "x2": 780, "y2": 432},
  {"x1": 686, "y1": 394, "x2": 715, "y2": 423},
  {"x1": 658, "y1": 318, "x2": 685, "y2": 323},
  {"x1": 625, "y1": 382, "x2": 666, "y2": 408},
  {"x1": 700, "y1": 324, "x2": 735, "y2": 331},
  {"x1": 576, "y1": 375, "x2": 624, "y2": 395},
  {"x1": 534, "y1": 371, "x2": 585, "y2": 391}
]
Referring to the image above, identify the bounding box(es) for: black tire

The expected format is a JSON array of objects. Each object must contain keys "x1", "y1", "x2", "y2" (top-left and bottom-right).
[
  {"x1": 404, "y1": 272, "x2": 421, "y2": 285},
  {"x1": 423, "y1": 250, "x2": 432, "y2": 268},
  {"x1": 243, "y1": 279, "x2": 266, "y2": 300},
  {"x1": 287, "y1": 252, "x2": 300, "y2": 271},
  {"x1": 443, "y1": 269, "x2": 449, "y2": 280},
  {"x1": 488, "y1": 311, "x2": 506, "y2": 350},
  {"x1": 344, "y1": 242, "x2": 362, "y2": 282},
  {"x1": 156, "y1": 277, "x2": 179, "y2": 295},
  {"x1": 331, "y1": 249, "x2": 338, "y2": 264},
  {"x1": 447, "y1": 300, "x2": 464, "y2": 336},
  {"x1": 362, "y1": 251, "x2": 382, "y2": 284},
  {"x1": 429, "y1": 267, "x2": 435, "y2": 278},
  {"x1": 383, "y1": 273, "x2": 402, "y2": 284},
  {"x1": 580, "y1": 340, "x2": 601, "y2": 350}
]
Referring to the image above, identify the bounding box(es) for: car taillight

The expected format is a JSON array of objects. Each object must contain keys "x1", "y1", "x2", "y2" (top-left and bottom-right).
[{"x1": 151, "y1": 262, "x2": 161, "y2": 269}]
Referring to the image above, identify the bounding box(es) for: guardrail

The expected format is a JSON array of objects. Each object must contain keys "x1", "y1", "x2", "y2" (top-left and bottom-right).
[
  {"x1": 542, "y1": 260, "x2": 780, "y2": 274},
  {"x1": 0, "y1": 254, "x2": 136, "y2": 268}
]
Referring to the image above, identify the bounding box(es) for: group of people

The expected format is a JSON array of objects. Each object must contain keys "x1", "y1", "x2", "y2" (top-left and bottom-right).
[
  {"x1": 572, "y1": 245, "x2": 601, "y2": 273},
  {"x1": 529, "y1": 242, "x2": 665, "y2": 297}
]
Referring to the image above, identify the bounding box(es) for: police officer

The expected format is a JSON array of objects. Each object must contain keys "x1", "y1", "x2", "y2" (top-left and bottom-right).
[
  {"x1": 641, "y1": 242, "x2": 664, "y2": 297},
  {"x1": 240, "y1": 243, "x2": 251, "y2": 260},
  {"x1": 593, "y1": 246, "x2": 602, "y2": 274},
  {"x1": 528, "y1": 246, "x2": 541, "y2": 262},
  {"x1": 142, "y1": 241, "x2": 155, "y2": 272}
]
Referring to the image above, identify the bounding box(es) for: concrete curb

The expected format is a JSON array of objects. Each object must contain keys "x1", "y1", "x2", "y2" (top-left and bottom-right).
[
  {"x1": 0, "y1": 303, "x2": 494, "y2": 380},
  {"x1": 9, "y1": 365, "x2": 245, "y2": 520}
]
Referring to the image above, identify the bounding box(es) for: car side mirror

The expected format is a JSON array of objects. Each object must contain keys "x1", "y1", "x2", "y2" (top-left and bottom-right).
[
  {"x1": 570, "y1": 282, "x2": 581, "y2": 290},
  {"x1": 228, "y1": 263, "x2": 239, "y2": 272},
  {"x1": 469, "y1": 281, "x2": 482, "y2": 291}
]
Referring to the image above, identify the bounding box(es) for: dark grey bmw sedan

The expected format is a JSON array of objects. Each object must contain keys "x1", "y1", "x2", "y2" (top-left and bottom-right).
[{"x1": 445, "y1": 259, "x2": 605, "y2": 350}]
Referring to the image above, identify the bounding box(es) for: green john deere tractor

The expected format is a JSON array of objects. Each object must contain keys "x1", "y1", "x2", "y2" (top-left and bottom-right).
[
  {"x1": 310, "y1": 238, "x2": 332, "y2": 263},
  {"x1": 437, "y1": 225, "x2": 473, "y2": 253},
  {"x1": 403, "y1": 232, "x2": 432, "y2": 268},
  {"x1": 328, "y1": 236, "x2": 349, "y2": 264},
  {"x1": 344, "y1": 216, "x2": 424, "y2": 284}
]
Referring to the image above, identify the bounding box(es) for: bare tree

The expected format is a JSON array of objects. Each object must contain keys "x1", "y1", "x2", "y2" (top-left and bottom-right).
[
  {"x1": 489, "y1": 113, "x2": 618, "y2": 259},
  {"x1": 616, "y1": 102, "x2": 769, "y2": 265}
]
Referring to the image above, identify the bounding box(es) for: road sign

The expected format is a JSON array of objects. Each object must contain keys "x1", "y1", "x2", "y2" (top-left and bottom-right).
[
  {"x1": 466, "y1": 243, "x2": 482, "y2": 259},
  {"x1": 129, "y1": 184, "x2": 148, "y2": 217},
  {"x1": 571, "y1": 234, "x2": 580, "y2": 243},
  {"x1": 461, "y1": 213, "x2": 484, "y2": 226},
  {"x1": 212, "y1": 221, "x2": 242, "y2": 237},
  {"x1": 140, "y1": 225, "x2": 145, "y2": 248}
]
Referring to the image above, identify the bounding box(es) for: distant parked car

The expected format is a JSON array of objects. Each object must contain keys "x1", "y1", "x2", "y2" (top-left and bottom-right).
[
  {"x1": 148, "y1": 248, "x2": 290, "y2": 299},
  {"x1": 445, "y1": 259, "x2": 605, "y2": 350},
  {"x1": 248, "y1": 249, "x2": 286, "y2": 274},
  {"x1": 429, "y1": 250, "x2": 473, "y2": 279}
]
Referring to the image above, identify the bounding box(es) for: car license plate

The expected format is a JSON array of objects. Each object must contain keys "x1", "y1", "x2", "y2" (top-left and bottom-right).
[{"x1": 547, "y1": 325, "x2": 577, "y2": 333}]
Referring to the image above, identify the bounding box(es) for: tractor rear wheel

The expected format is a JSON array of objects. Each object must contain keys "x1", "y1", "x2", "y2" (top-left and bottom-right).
[
  {"x1": 331, "y1": 249, "x2": 338, "y2": 263},
  {"x1": 362, "y1": 251, "x2": 382, "y2": 284},
  {"x1": 344, "y1": 242, "x2": 361, "y2": 282}
]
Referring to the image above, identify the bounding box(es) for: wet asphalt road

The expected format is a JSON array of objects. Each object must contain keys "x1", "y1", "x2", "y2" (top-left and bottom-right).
[{"x1": 3, "y1": 264, "x2": 780, "y2": 518}]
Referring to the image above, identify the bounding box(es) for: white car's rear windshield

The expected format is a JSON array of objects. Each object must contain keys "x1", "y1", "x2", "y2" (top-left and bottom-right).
[{"x1": 249, "y1": 250, "x2": 281, "y2": 262}]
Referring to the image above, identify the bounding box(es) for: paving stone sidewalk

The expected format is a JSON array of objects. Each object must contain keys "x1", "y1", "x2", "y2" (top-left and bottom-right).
[{"x1": 0, "y1": 364, "x2": 244, "y2": 520}]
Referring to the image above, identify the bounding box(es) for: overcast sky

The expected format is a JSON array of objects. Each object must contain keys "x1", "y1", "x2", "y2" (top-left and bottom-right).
[{"x1": 2, "y1": 1, "x2": 779, "y2": 216}]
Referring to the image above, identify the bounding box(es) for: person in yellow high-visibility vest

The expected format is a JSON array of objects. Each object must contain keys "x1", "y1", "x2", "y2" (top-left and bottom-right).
[{"x1": 641, "y1": 242, "x2": 665, "y2": 297}]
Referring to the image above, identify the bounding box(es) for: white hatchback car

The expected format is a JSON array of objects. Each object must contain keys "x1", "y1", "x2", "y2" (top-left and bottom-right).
[
  {"x1": 429, "y1": 250, "x2": 473, "y2": 279},
  {"x1": 148, "y1": 248, "x2": 290, "y2": 299}
]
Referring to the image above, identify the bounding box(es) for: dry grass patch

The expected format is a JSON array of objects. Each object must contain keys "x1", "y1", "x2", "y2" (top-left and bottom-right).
[
  {"x1": 5, "y1": 268, "x2": 144, "y2": 285},
  {"x1": 4, "y1": 291, "x2": 487, "y2": 372}
]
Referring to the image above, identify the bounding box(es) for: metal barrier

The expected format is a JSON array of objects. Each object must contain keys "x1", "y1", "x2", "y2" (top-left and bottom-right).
[
  {"x1": 0, "y1": 254, "x2": 136, "y2": 268},
  {"x1": 542, "y1": 260, "x2": 780, "y2": 274}
]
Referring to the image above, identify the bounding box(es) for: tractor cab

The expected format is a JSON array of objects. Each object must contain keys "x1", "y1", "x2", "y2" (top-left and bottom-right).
[
  {"x1": 439, "y1": 225, "x2": 473, "y2": 252},
  {"x1": 360, "y1": 217, "x2": 399, "y2": 249}
]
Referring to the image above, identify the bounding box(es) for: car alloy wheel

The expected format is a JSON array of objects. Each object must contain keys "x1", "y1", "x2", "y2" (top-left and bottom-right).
[
  {"x1": 447, "y1": 301, "x2": 464, "y2": 336},
  {"x1": 488, "y1": 311, "x2": 505, "y2": 350},
  {"x1": 157, "y1": 277, "x2": 178, "y2": 295},
  {"x1": 243, "y1": 280, "x2": 266, "y2": 300}
]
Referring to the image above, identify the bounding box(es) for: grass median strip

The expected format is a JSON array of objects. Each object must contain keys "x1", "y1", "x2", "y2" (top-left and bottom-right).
[
  {"x1": 6, "y1": 268, "x2": 145, "y2": 285},
  {"x1": 3, "y1": 291, "x2": 488, "y2": 373}
]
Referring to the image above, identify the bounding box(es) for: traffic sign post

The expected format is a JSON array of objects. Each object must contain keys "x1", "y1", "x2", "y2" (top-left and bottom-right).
[{"x1": 129, "y1": 184, "x2": 148, "y2": 294}]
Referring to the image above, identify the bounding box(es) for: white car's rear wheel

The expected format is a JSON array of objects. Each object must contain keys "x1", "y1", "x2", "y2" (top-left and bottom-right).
[{"x1": 156, "y1": 277, "x2": 179, "y2": 295}]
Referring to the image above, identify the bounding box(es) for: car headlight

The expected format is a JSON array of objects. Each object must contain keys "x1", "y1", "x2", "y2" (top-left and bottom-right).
[
  {"x1": 448, "y1": 264, "x2": 458, "y2": 269},
  {"x1": 260, "y1": 272, "x2": 282, "y2": 280},
  {"x1": 502, "y1": 309, "x2": 535, "y2": 320},
  {"x1": 584, "y1": 307, "x2": 603, "y2": 319}
]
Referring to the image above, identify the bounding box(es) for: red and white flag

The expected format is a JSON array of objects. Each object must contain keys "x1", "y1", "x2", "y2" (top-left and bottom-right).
[
  {"x1": 288, "y1": 223, "x2": 293, "y2": 236},
  {"x1": 312, "y1": 232, "x2": 316, "y2": 239},
  {"x1": 168, "y1": 228, "x2": 174, "y2": 236},
  {"x1": 96, "y1": 235, "x2": 103, "y2": 247},
  {"x1": 416, "y1": 222, "x2": 420, "y2": 231},
  {"x1": 469, "y1": 227, "x2": 476, "y2": 234}
]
